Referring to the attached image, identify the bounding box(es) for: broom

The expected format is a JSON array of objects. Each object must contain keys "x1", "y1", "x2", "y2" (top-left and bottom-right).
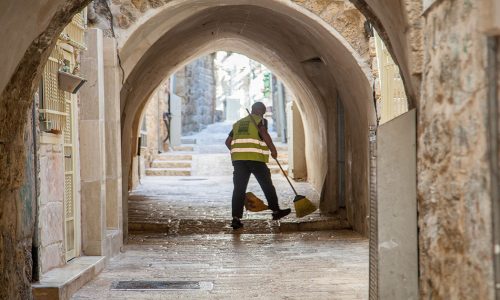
[
  {"x1": 245, "y1": 109, "x2": 317, "y2": 218},
  {"x1": 274, "y1": 159, "x2": 317, "y2": 218}
]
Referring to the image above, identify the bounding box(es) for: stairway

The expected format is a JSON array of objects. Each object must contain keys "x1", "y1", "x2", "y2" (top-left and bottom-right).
[{"x1": 145, "y1": 146, "x2": 194, "y2": 176}]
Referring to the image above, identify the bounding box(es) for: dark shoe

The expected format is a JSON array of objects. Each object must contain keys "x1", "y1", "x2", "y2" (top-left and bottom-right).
[
  {"x1": 272, "y1": 208, "x2": 291, "y2": 220},
  {"x1": 231, "y1": 218, "x2": 243, "y2": 229}
]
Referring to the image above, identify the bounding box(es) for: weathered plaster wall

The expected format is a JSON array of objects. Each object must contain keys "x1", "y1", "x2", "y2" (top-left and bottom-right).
[
  {"x1": 418, "y1": 1, "x2": 494, "y2": 298},
  {"x1": 175, "y1": 55, "x2": 217, "y2": 135},
  {"x1": 38, "y1": 142, "x2": 65, "y2": 274},
  {"x1": 0, "y1": 0, "x2": 69, "y2": 95}
]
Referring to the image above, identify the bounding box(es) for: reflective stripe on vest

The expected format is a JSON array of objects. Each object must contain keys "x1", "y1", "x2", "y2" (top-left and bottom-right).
[
  {"x1": 231, "y1": 138, "x2": 267, "y2": 147},
  {"x1": 230, "y1": 148, "x2": 270, "y2": 155},
  {"x1": 230, "y1": 115, "x2": 270, "y2": 163}
]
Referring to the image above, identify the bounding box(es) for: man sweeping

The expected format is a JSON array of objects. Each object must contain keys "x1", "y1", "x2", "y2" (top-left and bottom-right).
[{"x1": 225, "y1": 102, "x2": 291, "y2": 229}]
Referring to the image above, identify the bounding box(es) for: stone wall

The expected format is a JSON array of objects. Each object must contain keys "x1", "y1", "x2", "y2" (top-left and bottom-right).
[
  {"x1": 175, "y1": 55, "x2": 216, "y2": 135},
  {"x1": 0, "y1": 105, "x2": 38, "y2": 300},
  {"x1": 0, "y1": 1, "x2": 382, "y2": 298},
  {"x1": 0, "y1": 1, "x2": 90, "y2": 295},
  {"x1": 111, "y1": 0, "x2": 371, "y2": 64},
  {"x1": 5, "y1": 0, "x2": 500, "y2": 299},
  {"x1": 38, "y1": 142, "x2": 65, "y2": 274},
  {"x1": 418, "y1": 1, "x2": 494, "y2": 298},
  {"x1": 291, "y1": 0, "x2": 370, "y2": 61}
]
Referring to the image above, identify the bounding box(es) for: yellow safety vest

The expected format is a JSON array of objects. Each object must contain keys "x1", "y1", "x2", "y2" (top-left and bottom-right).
[{"x1": 230, "y1": 115, "x2": 270, "y2": 163}]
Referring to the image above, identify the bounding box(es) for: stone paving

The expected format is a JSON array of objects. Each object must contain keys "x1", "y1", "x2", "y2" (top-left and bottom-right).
[
  {"x1": 72, "y1": 123, "x2": 368, "y2": 299},
  {"x1": 72, "y1": 174, "x2": 368, "y2": 299},
  {"x1": 73, "y1": 231, "x2": 368, "y2": 299}
]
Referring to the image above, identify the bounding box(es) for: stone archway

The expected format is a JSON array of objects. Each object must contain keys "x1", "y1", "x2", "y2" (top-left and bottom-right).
[
  {"x1": 117, "y1": 3, "x2": 376, "y2": 239},
  {"x1": 0, "y1": 0, "x2": 421, "y2": 298}
]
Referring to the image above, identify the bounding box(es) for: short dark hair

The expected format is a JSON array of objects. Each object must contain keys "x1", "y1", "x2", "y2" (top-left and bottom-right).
[{"x1": 251, "y1": 102, "x2": 266, "y2": 114}]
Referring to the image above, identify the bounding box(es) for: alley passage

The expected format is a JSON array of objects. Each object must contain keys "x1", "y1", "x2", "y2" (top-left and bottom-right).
[{"x1": 73, "y1": 123, "x2": 368, "y2": 299}]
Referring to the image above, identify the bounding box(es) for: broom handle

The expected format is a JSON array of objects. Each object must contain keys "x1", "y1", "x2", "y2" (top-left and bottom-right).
[
  {"x1": 246, "y1": 109, "x2": 299, "y2": 196},
  {"x1": 274, "y1": 158, "x2": 299, "y2": 196}
]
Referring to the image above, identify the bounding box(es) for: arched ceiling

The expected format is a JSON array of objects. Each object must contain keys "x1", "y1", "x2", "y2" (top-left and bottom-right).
[
  {"x1": 120, "y1": 4, "x2": 375, "y2": 124},
  {"x1": 119, "y1": 4, "x2": 375, "y2": 193},
  {"x1": 0, "y1": 0, "x2": 420, "y2": 120}
]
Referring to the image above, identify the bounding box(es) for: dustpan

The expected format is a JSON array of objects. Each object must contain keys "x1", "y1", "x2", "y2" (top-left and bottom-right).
[{"x1": 245, "y1": 192, "x2": 268, "y2": 212}]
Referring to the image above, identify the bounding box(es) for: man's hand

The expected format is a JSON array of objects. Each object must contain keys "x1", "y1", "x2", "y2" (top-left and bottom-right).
[
  {"x1": 271, "y1": 149, "x2": 278, "y2": 160},
  {"x1": 225, "y1": 136, "x2": 233, "y2": 151}
]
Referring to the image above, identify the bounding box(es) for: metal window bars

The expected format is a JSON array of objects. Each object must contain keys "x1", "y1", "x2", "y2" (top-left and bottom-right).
[
  {"x1": 60, "y1": 9, "x2": 87, "y2": 50},
  {"x1": 40, "y1": 46, "x2": 67, "y2": 134}
]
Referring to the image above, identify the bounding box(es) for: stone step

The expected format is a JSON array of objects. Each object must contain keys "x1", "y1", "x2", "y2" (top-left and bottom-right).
[
  {"x1": 128, "y1": 217, "x2": 350, "y2": 234},
  {"x1": 151, "y1": 160, "x2": 192, "y2": 168},
  {"x1": 270, "y1": 165, "x2": 288, "y2": 175},
  {"x1": 181, "y1": 138, "x2": 197, "y2": 144},
  {"x1": 172, "y1": 145, "x2": 194, "y2": 151},
  {"x1": 155, "y1": 154, "x2": 192, "y2": 161},
  {"x1": 268, "y1": 159, "x2": 288, "y2": 166},
  {"x1": 32, "y1": 256, "x2": 105, "y2": 300},
  {"x1": 145, "y1": 168, "x2": 191, "y2": 176},
  {"x1": 279, "y1": 218, "x2": 351, "y2": 232},
  {"x1": 278, "y1": 152, "x2": 288, "y2": 158}
]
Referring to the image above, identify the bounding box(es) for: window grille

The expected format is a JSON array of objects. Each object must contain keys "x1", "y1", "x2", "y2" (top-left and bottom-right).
[
  {"x1": 140, "y1": 133, "x2": 148, "y2": 148},
  {"x1": 61, "y1": 9, "x2": 87, "y2": 50},
  {"x1": 40, "y1": 46, "x2": 67, "y2": 133},
  {"x1": 374, "y1": 31, "x2": 408, "y2": 124}
]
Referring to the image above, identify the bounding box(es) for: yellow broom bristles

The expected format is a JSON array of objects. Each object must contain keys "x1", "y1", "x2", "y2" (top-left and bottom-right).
[{"x1": 294, "y1": 196, "x2": 317, "y2": 218}]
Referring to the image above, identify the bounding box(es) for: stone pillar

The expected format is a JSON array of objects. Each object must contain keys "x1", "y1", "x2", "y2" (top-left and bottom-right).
[
  {"x1": 103, "y1": 37, "x2": 123, "y2": 255},
  {"x1": 79, "y1": 28, "x2": 106, "y2": 256},
  {"x1": 287, "y1": 102, "x2": 307, "y2": 180},
  {"x1": 169, "y1": 78, "x2": 182, "y2": 147}
]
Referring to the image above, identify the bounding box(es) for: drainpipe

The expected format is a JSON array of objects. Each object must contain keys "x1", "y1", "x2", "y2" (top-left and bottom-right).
[
  {"x1": 157, "y1": 91, "x2": 161, "y2": 154},
  {"x1": 337, "y1": 94, "x2": 345, "y2": 208},
  {"x1": 31, "y1": 89, "x2": 40, "y2": 282},
  {"x1": 487, "y1": 36, "x2": 500, "y2": 299}
]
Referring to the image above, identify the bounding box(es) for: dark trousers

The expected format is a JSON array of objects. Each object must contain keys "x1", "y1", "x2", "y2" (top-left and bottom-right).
[{"x1": 232, "y1": 160, "x2": 280, "y2": 218}]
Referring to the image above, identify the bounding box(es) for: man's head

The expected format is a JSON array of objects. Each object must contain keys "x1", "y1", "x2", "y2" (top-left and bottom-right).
[{"x1": 251, "y1": 102, "x2": 266, "y2": 117}]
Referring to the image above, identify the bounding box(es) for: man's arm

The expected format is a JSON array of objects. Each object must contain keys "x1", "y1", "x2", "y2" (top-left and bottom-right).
[
  {"x1": 225, "y1": 135, "x2": 233, "y2": 151},
  {"x1": 257, "y1": 123, "x2": 277, "y2": 159}
]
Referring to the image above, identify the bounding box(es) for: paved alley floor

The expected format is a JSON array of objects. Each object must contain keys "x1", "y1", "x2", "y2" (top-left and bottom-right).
[
  {"x1": 73, "y1": 231, "x2": 368, "y2": 299},
  {"x1": 72, "y1": 122, "x2": 368, "y2": 299}
]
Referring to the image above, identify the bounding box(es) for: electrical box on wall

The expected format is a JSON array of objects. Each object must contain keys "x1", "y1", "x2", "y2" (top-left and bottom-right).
[
  {"x1": 479, "y1": 0, "x2": 500, "y2": 35},
  {"x1": 372, "y1": 109, "x2": 418, "y2": 300}
]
